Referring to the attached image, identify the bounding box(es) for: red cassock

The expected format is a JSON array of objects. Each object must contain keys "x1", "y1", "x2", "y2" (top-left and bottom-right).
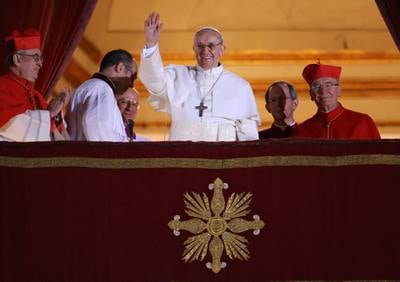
[
  {"x1": 0, "y1": 72, "x2": 48, "y2": 128},
  {"x1": 293, "y1": 104, "x2": 380, "y2": 139}
]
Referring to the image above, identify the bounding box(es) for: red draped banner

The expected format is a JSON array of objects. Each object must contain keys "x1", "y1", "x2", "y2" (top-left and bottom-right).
[{"x1": 1, "y1": 140, "x2": 400, "y2": 281}]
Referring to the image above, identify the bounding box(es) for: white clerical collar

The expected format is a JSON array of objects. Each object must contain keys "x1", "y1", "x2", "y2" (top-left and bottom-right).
[{"x1": 195, "y1": 64, "x2": 224, "y2": 75}]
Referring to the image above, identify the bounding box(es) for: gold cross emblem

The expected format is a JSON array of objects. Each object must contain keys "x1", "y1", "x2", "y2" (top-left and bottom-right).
[{"x1": 168, "y1": 178, "x2": 266, "y2": 273}]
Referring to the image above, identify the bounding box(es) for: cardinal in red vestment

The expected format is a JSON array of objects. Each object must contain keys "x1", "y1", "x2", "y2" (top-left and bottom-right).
[
  {"x1": 0, "y1": 28, "x2": 71, "y2": 141},
  {"x1": 293, "y1": 62, "x2": 380, "y2": 139}
]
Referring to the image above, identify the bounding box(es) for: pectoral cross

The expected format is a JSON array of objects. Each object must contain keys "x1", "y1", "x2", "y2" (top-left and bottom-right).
[{"x1": 195, "y1": 101, "x2": 208, "y2": 117}]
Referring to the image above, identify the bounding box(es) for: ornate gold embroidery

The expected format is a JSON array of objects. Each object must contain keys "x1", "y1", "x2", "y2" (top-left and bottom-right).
[
  {"x1": 1, "y1": 154, "x2": 400, "y2": 169},
  {"x1": 168, "y1": 178, "x2": 265, "y2": 273}
]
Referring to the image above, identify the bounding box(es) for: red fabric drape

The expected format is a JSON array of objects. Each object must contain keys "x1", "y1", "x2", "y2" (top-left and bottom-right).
[
  {"x1": 0, "y1": 0, "x2": 97, "y2": 98},
  {"x1": 1, "y1": 140, "x2": 400, "y2": 281},
  {"x1": 376, "y1": 0, "x2": 400, "y2": 51}
]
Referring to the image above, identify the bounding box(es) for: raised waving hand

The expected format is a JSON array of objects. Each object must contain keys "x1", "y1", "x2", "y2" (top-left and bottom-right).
[{"x1": 144, "y1": 12, "x2": 163, "y2": 48}]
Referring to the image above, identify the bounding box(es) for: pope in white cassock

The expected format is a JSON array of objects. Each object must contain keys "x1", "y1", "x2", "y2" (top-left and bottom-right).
[{"x1": 139, "y1": 13, "x2": 260, "y2": 141}]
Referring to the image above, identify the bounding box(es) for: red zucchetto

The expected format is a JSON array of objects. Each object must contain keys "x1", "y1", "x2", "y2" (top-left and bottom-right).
[
  {"x1": 302, "y1": 63, "x2": 341, "y2": 85},
  {"x1": 4, "y1": 28, "x2": 41, "y2": 52}
]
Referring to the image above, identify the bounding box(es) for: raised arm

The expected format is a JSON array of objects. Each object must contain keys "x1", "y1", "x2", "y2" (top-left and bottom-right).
[
  {"x1": 144, "y1": 12, "x2": 163, "y2": 48},
  {"x1": 140, "y1": 12, "x2": 169, "y2": 101}
]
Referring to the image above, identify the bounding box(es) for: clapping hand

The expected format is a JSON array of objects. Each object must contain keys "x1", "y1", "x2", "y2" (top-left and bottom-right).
[
  {"x1": 48, "y1": 86, "x2": 73, "y2": 118},
  {"x1": 144, "y1": 12, "x2": 163, "y2": 48}
]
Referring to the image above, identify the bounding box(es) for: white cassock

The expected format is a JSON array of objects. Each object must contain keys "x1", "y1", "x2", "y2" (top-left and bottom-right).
[
  {"x1": 139, "y1": 45, "x2": 260, "y2": 141},
  {"x1": 69, "y1": 78, "x2": 129, "y2": 142},
  {"x1": 0, "y1": 111, "x2": 51, "y2": 141}
]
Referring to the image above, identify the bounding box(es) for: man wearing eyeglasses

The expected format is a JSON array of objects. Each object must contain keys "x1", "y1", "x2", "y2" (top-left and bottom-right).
[
  {"x1": 293, "y1": 63, "x2": 380, "y2": 139},
  {"x1": 259, "y1": 81, "x2": 298, "y2": 139},
  {"x1": 0, "y1": 28, "x2": 71, "y2": 141},
  {"x1": 139, "y1": 13, "x2": 260, "y2": 141},
  {"x1": 116, "y1": 87, "x2": 150, "y2": 141},
  {"x1": 69, "y1": 49, "x2": 136, "y2": 141}
]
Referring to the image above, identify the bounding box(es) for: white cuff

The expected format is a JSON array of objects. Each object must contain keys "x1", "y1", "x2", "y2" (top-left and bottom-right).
[{"x1": 142, "y1": 44, "x2": 158, "y2": 58}]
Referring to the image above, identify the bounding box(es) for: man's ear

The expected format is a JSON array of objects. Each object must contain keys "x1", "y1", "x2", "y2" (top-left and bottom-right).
[
  {"x1": 220, "y1": 44, "x2": 225, "y2": 56},
  {"x1": 114, "y1": 62, "x2": 124, "y2": 73},
  {"x1": 292, "y1": 99, "x2": 299, "y2": 110},
  {"x1": 12, "y1": 54, "x2": 21, "y2": 66}
]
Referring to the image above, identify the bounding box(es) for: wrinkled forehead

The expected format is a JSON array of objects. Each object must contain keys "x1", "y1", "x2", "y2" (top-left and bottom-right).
[
  {"x1": 194, "y1": 28, "x2": 223, "y2": 43},
  {"x1": 121, "y1": 88, "x2": 139, "y2": 99},
  {"x1": 312, "y1": 77, "x2": 339, "y2": 85}
]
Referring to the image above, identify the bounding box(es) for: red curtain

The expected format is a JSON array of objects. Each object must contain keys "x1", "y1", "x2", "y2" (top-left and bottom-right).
[
  {"x1": 376, "y1": 0, "x2": 400, "y2": 51},
  {"x1": 0, "y1": 0, "x2": 97, "y2": 98}
]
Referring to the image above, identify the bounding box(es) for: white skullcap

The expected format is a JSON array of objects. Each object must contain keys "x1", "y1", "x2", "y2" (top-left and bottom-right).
[{"x1": 195, "y1": 26, "x2": 224, "y2": 42}]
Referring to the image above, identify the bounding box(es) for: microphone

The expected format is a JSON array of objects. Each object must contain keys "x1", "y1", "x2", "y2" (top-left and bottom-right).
[{"x1": 126, "y1": 119, "x2": 135, "y2": 140}]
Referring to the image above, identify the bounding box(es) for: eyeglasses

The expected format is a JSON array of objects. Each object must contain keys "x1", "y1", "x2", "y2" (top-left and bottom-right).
[
  {"x1": 16, "y1": 52, "x2": 43, "y2": 63},
  {"x1": 118, "y1": 98, "x2": 140, "y2": 108},
  {"x1": 194, "y1": 42, "x2": 222, "y2": 52},
  {"x1": 310, "y1": 82, "x2": 339, "y2": 92}
]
